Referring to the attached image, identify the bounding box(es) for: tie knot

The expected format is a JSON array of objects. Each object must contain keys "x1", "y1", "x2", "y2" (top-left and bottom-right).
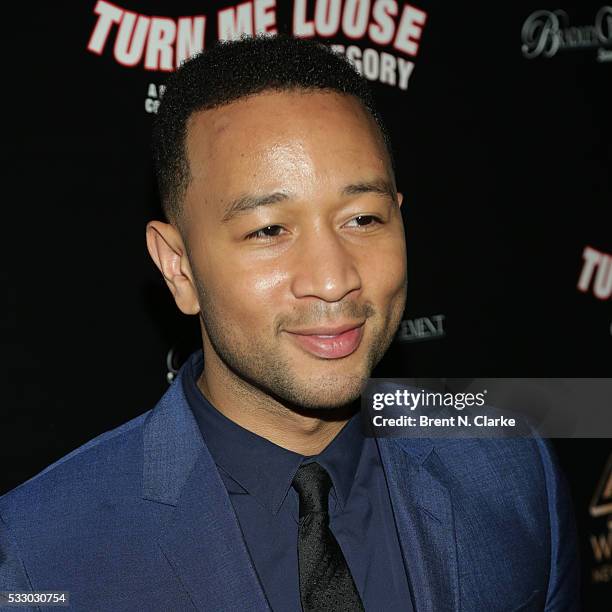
[{"x1": 292, "y1": 461, "x2": 332, "y2": 517}]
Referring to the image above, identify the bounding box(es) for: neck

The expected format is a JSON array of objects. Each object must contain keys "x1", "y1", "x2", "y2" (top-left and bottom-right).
[{"x1": 196, "y1": 347, "x2": 356, "y2": 457}]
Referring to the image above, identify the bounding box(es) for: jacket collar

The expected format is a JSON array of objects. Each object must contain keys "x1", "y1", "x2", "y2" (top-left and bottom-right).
[
  {"x1": 377, "y1": 437, "x2": 460, "y2": 612},
  {"x1": 142, "y1": 358, "x2": 272, "y2": 611}
]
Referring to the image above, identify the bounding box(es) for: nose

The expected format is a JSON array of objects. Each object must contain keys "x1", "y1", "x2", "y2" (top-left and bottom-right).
[{"x1": 290, "y1": 225, "x2": 362, "y2": 302}]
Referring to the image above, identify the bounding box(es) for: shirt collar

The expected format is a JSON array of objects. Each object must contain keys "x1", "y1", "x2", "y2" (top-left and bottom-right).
[{"x1": 182, "y1": 349, "x2": 364, "y2": 514}]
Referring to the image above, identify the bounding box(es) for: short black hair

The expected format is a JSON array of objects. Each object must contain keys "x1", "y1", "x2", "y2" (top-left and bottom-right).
[{"x1": 151, "y1": 33, "x2": 395, "y2": 226}]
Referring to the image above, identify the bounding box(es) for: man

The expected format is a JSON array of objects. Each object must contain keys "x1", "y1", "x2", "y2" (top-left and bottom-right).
[{"x1": 1, "y1": 34, "x2": 579, "y2": 611}]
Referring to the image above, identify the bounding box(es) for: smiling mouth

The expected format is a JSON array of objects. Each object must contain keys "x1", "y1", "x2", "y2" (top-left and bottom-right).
[{"x1": 284, "y1": 323, "x2": 365, "y2": 359}]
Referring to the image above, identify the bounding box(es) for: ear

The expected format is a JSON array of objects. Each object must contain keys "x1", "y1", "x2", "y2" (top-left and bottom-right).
[
  {"x1": 145, "y1": 220, "x2": 200, "y2": 315},
  {"x1": 397, "y1": 192, "x2": 404, "y2": 208}
]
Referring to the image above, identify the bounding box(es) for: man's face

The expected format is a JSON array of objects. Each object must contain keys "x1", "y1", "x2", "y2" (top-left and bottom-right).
[{"x1": 182, "y1": 90, "x2": 407, "y2": 410}]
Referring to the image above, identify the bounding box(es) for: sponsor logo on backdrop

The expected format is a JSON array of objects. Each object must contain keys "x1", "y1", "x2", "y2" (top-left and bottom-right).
[
  {"x1": 395, "y1": 313, "x2": 446, "y2": 343},
  {"x1": 165, "y1": 346, "x2": 182, "y2": 383},
  {"x1": 577, "y1": 246, "x2": 612, "y2": 301},
  {"x1": 589, "y1": 454, "x2": 612, "y2": 583},
  {"x1": 87, "y1": 0, "x2": 427, "y2": 94},
  {"x1": 521, "y1": 6, "x2": 612, "y2": 62}
]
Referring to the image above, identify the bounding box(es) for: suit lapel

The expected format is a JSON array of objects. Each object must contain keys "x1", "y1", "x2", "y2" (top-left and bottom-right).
[
  {"x1": 377, "y1": 437, "x2": 460, "y2": 612},
  {"x1": 141, "y1": 366, "x2": 271, "y2": 612}
]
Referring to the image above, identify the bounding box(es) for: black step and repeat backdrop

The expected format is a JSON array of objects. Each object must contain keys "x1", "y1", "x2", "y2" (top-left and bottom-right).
[{"x1": 4, "y1": 1, "x2": 611, "y2": 609}]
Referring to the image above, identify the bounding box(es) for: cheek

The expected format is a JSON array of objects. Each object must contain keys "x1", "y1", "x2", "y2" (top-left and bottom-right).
[
  {"x1": 251, "y1": 268, "x2": 289, "y2": 294},
  {"x1": 360, "y1": 241, "x2": 407, "y2": 300},
  {"x1": 210, "y1": 261, "x2": 291, "y2": 326}
]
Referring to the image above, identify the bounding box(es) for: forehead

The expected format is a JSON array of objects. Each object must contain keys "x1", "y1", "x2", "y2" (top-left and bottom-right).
[{"x1": 184, "y1": 90, "x2": 390, "y2": 188}]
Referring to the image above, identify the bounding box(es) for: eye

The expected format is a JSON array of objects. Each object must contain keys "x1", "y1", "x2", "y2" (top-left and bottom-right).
[
  {"x1": 345, "y1": 215, "x2": 383, "y2": 229},
  {"x1": 246, "y1": 225, "x2": 286, "y2": 240}
]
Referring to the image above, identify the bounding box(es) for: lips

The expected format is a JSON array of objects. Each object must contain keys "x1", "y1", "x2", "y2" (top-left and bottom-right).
[{"x1": 285, "y1": 322, "x2": 365, "y2": 359}]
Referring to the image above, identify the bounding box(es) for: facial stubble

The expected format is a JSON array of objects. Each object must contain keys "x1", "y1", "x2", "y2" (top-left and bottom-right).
[{"x1": 193, "y1": 273, "x2": 407, "y2": 412}]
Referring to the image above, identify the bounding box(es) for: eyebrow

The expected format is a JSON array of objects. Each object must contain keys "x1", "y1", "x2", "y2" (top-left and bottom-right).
[{"x1": 220, "y1": 178, "x2": 397, "y2": 223}]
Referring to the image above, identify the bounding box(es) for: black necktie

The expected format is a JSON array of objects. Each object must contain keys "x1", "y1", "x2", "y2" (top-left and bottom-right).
[{"x1": 292, "y1": 461, "x2": 365, "y2": 612}]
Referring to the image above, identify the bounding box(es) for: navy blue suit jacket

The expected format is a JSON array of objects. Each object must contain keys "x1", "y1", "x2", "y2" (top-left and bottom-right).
[{"x1": 0, "y1": 360, "x2": 580, "y2": 611}]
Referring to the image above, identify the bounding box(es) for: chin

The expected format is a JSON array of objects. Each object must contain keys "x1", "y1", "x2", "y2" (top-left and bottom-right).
[{"x1": 283, "y1": 372, "x2": 367, "y2": 411}]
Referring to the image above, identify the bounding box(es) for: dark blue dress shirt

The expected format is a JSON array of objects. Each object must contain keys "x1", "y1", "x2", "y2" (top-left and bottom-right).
[{"x1": 183, "y1": 350, "x2": 414, "y2": 612}]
